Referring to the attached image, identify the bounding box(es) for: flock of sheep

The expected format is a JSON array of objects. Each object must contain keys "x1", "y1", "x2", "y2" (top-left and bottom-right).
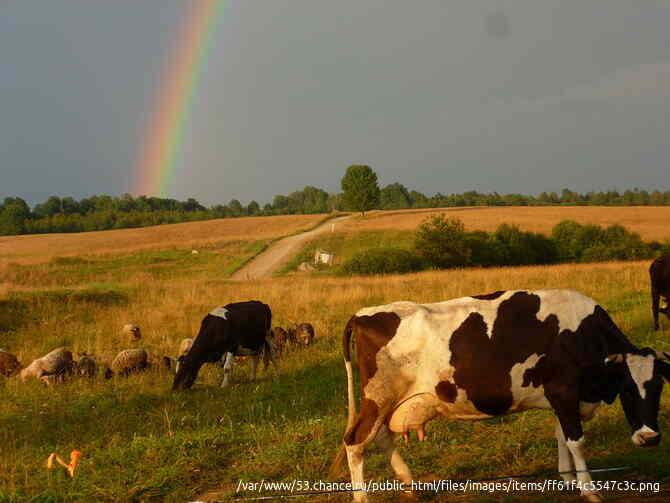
[{"x1": 0, "y1": 322, "x2": 315, "y2": 385}]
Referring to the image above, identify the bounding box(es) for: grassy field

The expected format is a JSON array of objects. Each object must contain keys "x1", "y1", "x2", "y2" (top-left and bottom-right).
[
  {"x1": 281, "y1": 206, "x2": 670, "y2": 272},
  {"x1": 0, "y1": 213, "x2": 327, "y2": 266},
  {"x1": 1, "y1": 208, "x2": 670, "y2": 502}
]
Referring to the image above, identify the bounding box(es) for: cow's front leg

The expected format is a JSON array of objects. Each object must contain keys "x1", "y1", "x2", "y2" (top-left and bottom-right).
[
  {"x1": 265, "y1": 337, "x2": 278, "y2": 371},
  {"x1": 554, "y1": 418, "x2": 576, "y2": 483},
  {"x1": 220, "y1": 352, "x2": 234, "y2": 387},
  {"x1": 554, "y1": 410, "x2": 602, "y2": 502}
]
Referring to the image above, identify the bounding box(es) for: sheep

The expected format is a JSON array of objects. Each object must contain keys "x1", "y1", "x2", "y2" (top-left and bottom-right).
[
  {"x1": 122, "y1": 323, "x2": 141, "y2": 341},
  {"x1": 287, "y1": 323, "x2": 315, "y2": 346},
  {"x1": 147, "y1": 353, "x2": 174, "y2": 372},
  {"x1": 270, "y1": 327, "x2": 288, "y2": 356},
  {"x1": 75, "y1": 353, "x2": 97, "y2": 378},
  {"x1": 0, "y1": 349, "x2": 21, "y2": 377},
  {"x1": 20, "y1": 347, "x2": 74, "y2": 383},
  {"x1": 107, "y1": 349, "x2": 148, "y2": 378},
  {"x1": 175, "y1": 338, "x2": 193, "y2": 374}
]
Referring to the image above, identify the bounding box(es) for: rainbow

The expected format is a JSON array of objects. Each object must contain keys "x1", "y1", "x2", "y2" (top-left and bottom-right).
[{"x1": 134, "y1": 0, "x2": 225, "y2": 197}]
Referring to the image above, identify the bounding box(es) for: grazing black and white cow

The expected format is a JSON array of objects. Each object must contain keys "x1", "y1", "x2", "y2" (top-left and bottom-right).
[
  {"x1": 172, "y1": 301, "x2": 275, "y2": 391},
  {"x1": 650, "y1": 254, "x2": 670, "y2": 330},
  {"x1": 332, "y1": 290, "x2": 670, "y2": 502}
]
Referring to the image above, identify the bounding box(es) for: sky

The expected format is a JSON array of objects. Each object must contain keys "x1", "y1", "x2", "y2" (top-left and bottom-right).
[{"x1": 2, "y1": 1, "x2": 670, "y2": 207}]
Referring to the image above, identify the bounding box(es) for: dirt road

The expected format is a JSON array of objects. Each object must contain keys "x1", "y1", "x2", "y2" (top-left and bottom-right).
[{"x1": 230, "y1": 215, "x2": 350, "y2": 280}]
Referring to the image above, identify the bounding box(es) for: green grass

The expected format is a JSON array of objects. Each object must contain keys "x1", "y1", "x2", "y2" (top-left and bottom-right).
[{"x1": 279, "y1": 230, "x2": 414, "y2": 274}]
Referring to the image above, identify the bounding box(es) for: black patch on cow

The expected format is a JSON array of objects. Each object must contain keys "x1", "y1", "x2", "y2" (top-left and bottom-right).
[
  {"x1": 471, "y1": 291, "x2": 506, "y2": 301},
  {"x1": 435, "y1": 380, "x2": 457, "y2": 403},
  {"x1": 449, "y1": 292, "x2": 560, "y2": 416},
  {"x1": 353, "y1": 312, "x2": 401, "y2": 390}
]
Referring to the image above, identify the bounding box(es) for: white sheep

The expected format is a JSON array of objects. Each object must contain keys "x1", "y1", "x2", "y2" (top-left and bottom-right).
[{"x1": 20, "y1": 347, "x2": 74, "y2": 383}]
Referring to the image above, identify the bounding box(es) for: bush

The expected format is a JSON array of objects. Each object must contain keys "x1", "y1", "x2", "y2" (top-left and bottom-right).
[
  {"x1": 340, "y1": 248, "x2": 423, "y2": 275},
  {"x1": 489, "y1": 224, "x2": 558, "y2": 266},
  {"x1": 414, "y1": 215, "x2": 470, "y2": 268},
  {"x1": 551, "y1": 220, "x2": 654, "y2": 263}
]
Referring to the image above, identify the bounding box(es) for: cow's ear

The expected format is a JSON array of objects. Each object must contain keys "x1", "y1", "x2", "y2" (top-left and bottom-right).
[{"x1": 605, "y1": 354, "x2": 624, "y2": 365}]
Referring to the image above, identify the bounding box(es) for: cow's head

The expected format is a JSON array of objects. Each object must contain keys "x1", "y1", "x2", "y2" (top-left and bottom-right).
[
  {"x1": 605, "y1": 349, "x2": 670, "y2": 447},
  {"x1": 172, "y1": 355, "x2": 200, "y2": 391}
]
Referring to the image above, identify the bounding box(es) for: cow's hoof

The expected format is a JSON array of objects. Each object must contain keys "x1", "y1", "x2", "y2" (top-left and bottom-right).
[{"x1": 582, "y1": 491, "x2": 603, "y2": 503}]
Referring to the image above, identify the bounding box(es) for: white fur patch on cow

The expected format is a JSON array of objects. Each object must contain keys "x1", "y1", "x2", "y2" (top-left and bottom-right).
[
  {"x1": 356, "y1": 301, "x2": 422, "y2": 318},
  {"x1": 661, "y1": 297, "x2": 669, "y2": 310},
  {"x1": 626, "y1": 354, "x2": 655, "y2": 399},
  {"x1": 209, "y1": 306, "x2": 229, "y2": 319},
  {"x1": 509, "y1": 354, "x2": 551, "y2": 410},
  {"x1": 535, "y1": 290, "x2": 597, "y2": 333}
]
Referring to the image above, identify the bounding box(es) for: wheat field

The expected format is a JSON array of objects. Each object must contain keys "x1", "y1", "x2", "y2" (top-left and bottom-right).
[
  {"x1": 0, "y1": 213, "x2": 327, "y2": 266},
  {"x1": 346, "y1": 206, "x2": 670, "y2": 241}
]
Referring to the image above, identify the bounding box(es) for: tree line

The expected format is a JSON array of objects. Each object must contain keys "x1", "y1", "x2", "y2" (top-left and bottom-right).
[
  {"x1": 2, "y1": 164, "x2": 670, "y2": 235},
  {"x1": 340, "y1": 215, "x2": 670, "y2": 275}
]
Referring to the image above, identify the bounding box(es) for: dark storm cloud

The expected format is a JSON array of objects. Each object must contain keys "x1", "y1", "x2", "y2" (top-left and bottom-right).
[{"x1": 2, "y1": 1, "x2": 670, "y2": 206}]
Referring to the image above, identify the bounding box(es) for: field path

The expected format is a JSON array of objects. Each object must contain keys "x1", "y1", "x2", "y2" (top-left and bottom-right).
[{"x1": 230, "y1": 215, "x2": 350, "y2": 280}]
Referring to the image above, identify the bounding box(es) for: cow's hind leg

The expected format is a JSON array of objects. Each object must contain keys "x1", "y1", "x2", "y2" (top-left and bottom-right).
[
  {"x1": 376, "y1": 425, "x2": 414, "y2": 497},
  {"x1": 250, "y1": 354, "x2": 259, "y2": 381},
  {"x1": 344, "y1": 406, "x2": 391, "y2": 503}
]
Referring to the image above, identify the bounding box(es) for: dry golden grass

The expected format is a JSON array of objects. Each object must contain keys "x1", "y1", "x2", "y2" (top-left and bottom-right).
[
  {"x1": 345, "y1": 206, "x2": 670, "y2": 240},
  {"x1": 3, "y1": 259, "x2": 654, "y2": 379},
  {"x1": 0, "y1": 213, "x2": 328, "y2": 265}
]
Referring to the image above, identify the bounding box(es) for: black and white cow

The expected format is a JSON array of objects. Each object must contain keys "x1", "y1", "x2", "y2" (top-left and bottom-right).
[
  {"x1": 650, "y1": 254, "x2": 670, "y2": 330},
  {"x1": 332, "y1": 290, "x2": 670, "y2": 502},
  {"x1": 172, "y1": 300, "x2": 275, "y2": 390}
]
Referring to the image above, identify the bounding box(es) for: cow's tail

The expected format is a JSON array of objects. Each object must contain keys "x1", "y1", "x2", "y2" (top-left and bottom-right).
[{"x1": 329, "y1": 316, "x2": 357, "y2": 479}]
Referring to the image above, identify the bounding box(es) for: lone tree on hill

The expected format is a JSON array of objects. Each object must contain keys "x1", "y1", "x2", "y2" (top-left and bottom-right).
[{"x1": 341, "y1": 165, "x2": 380, "y2": 216}]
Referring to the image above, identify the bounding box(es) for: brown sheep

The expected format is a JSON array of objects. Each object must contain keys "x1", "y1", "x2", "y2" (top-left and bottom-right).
[
  {"x1": 270, "y1": 327, "x2": 288, "y2": 356},
  {"x1": 75, "y1": 354, "x2": 98, "y2": 378},
  {"x1": 20, "y1": 347, "x2": 74, "y2": 383},
  {"x1": 107, "y1": 349, "x2": 148, "y2": 378},
  {"x1": 147, "y1": 353, "x2": 174, "y2": 372},
  {"x1": 0, "y1": 350, "x2": 21, "y2": 377}
]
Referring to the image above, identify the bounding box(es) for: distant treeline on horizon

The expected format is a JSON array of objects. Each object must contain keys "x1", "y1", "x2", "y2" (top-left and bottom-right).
[{"x1": 1, "y1": 185, "x2": 670, "y2": 236}]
